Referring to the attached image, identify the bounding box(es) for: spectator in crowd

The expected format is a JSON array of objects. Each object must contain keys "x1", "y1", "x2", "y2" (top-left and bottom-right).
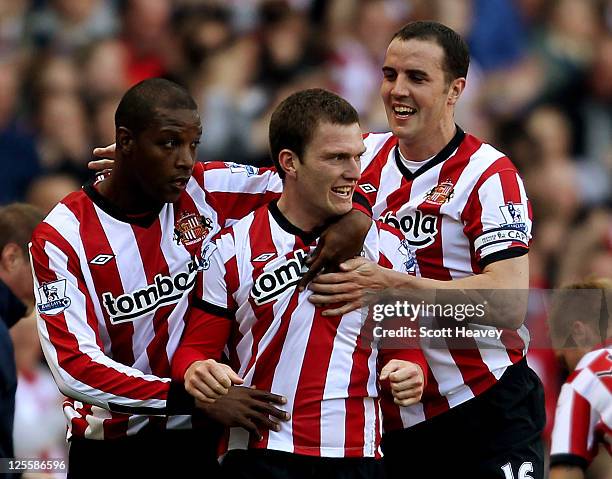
[
  {"x1": 0, "y1": 203, "x2": 44, "y2": 467},
  {"x1": 10, "y1": 313, "x2": 67, "y2": 467}
]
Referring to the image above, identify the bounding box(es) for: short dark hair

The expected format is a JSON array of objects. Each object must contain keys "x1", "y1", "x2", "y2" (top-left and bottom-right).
[
  {"x1": 115, "y1": 78, "x2": 198, "y2": 136},
  {"x1": 0, "y1": 203, "x2": 44, "y2": 253},
  {"x1": 269, "y1": 88, "x2": 360, "y2": 179},
  {"x1": 392, "y1": 21, "x2": 470, "y2": 84}
]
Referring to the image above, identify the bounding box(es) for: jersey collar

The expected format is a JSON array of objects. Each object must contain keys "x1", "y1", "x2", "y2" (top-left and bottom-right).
[
  {"x1": 394, "y1": 125, "x2": 466, "y2": 181},
  {"x1": 84, "y1": 180, "x2": 162, "y2": 228},
  {"x1": 268, "y1": 200, "x2": 329, "y2": 245}
]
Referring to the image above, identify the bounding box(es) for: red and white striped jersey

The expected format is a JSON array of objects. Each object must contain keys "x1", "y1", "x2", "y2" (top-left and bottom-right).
[
  {"x1": 550, "y1": 345, "x2": 612, "y2": 469},
  {"x1": 184, "y1": 201, "x2": 422, "y2": 458},
  {"x1": 354, "y1": 128, "x2": 532, "y2": 430},
  {"x1": 30, "y1": 161, "x2": 282, "y2": 440}
]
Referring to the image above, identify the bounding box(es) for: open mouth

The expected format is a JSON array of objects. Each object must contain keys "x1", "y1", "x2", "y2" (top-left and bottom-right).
[
  {"x1": 392, "y1": 105, "x2": 417, "y2": 119},
  {"x1": 171, "y1": 177, "x2": 189, "y2": 189},
  {"x1": 331, "y1": 186, "x2": 353, "y2": 198}
]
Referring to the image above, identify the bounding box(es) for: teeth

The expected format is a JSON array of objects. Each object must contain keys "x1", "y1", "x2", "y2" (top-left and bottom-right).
[
  {"x1": 393, "y1": 106, "x2": 416, "y2": 114},
  {"x1": 332, "y1": 186, "x2": 352, "y2": 197}
]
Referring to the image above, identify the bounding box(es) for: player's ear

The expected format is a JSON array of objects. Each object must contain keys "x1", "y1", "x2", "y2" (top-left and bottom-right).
[
  {"x1": 0, "y1": 243, "x2": 21, "y2": 272},
  {"x1": 278, "y1": 149, "x2": 298, "y2": 179},
  {"x1": 571, "y1": 321, "x2": 589, "y2": 347},
  {"x1": 116, "y1": 127, "x2": 134, "y2": 154},
  {"x1": 447, "y1": 77, "x2": 465, "y2": 106}
]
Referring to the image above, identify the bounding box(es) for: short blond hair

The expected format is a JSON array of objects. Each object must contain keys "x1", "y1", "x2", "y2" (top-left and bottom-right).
[{"x1": 548, "y1": 278, "x2": 612, "y2": 348}]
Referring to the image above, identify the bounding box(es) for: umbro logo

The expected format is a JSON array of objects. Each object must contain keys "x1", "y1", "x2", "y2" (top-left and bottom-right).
[
  {"x1": 359, "y1": 183, "x2": 377, "y2": 194},
  {"x1": 89, "y1": 254, "x2": 115, "y2": 266},
  {"x1": 253, "y1": 252, "x2": 276, "y2": 262}
]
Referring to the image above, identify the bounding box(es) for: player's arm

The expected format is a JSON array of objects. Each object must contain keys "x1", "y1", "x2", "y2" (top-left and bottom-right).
[
  {"x1": 308, "y1": 166, "x2": 531, "y2": 328},
  {"x1": 30, "y1": 226, "x2": 195, "y2": 416},
  {"x1": 171, "y1": 299, "x2": 241, "y2": 404},
  {"x1": 549, "y1": 466, "x2": 584, "y2": 479}
]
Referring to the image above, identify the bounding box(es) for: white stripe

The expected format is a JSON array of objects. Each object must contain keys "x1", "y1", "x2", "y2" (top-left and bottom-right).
[
  {"x1": 398, "y1": 402, "x2": 426, "y2": 429},
  {"x1": 362, "y1": 398, "x2": 377, "y2": 457},
  {"x1": 550, "y1": 384, "x2": 575, "y2": 455},
  {"x1": 320, "y1": 399, "x2": 345, "y2": 457}
]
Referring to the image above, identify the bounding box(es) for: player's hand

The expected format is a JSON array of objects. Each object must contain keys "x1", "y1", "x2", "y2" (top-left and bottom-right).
[
  {"x1": 298, "y1": 209, "x2": 371, "y2": 289},
  {"x1": 89, "y1": 143, "x2": 116, "y2": 171},
  {"x1": 198, "y1": 386, "x2": 290, "y2": 440},
  {"x1": 380, "y1": 359, "x2": 424, "y2": 406},
  {"x1": 184, "y1": 359, "x2": 244, "y2": 403},
  {"x1": 308, "y1": 257, "x2": 392, "y2": 316}
]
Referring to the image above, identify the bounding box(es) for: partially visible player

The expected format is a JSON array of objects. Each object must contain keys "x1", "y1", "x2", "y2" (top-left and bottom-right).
[
  {"x1": 30, "y1": 78, "x2": 290, "y2": 478},
  {"x1": 548, "y1": 279, "x2": 612, "y2": 479},
  {"x1": 172, "y1": 89, "x2": 427, "y2": 479}
]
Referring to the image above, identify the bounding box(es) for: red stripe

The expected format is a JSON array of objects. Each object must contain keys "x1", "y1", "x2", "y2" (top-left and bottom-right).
[
  {"x1": 422, "y1": 368, "x2": 450, "y2": 419},
  {"x1": 72, "y1": 200, "x2": 135, "y2": 366},
  {"x1": 206, "y1": 191, "x2": 280, "y2": 226},
  {"x1": 460, "y1": 184, "x2": 484, "y2": 274},
  {"x1": 131, "y1": 219, "x2": 172, "y2": 378},
  {"x1": 343, "y1": 398, "x2": 365, "y2": 457},
  {"x1": 569, "y1": 392, "x2": 593, "y2": 459}
]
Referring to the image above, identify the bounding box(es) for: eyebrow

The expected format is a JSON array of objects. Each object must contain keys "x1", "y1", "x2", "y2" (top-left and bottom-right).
[
  {"x1": 382, "y1": 66, "x2": 429, "y2": 77},
  {"x1": 325, "y1": 149, "x2": 366, "y2": 158}
]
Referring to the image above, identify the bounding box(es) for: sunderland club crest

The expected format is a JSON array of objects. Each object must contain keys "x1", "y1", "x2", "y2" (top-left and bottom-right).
[
  {"x1": 424, "y1": 179, "x2": 454, "y2": 205},
  {"x1": 173, "y1": 212, "x2": 212, "y2": 246}
]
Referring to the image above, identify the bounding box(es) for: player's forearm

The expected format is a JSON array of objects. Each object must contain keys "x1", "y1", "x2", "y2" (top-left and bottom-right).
[
  {"x1": 380, "y1": 256, "x2": 529, "y2": 329},
  {"x1": 549, "y1": 465, "x2": 584, "y2": 479}
]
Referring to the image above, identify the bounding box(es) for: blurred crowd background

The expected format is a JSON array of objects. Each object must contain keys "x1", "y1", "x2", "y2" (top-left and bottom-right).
[{"x1": 0, "y1": 0, "x2": 610, "y2": 477}]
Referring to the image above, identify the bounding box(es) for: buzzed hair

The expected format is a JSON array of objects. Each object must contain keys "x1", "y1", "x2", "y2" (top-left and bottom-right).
[
  {"x1": 392, "y1": 21, "x2": 470, "y2": 84},
  {"x1": 269, "y1": 88, "x2": 360, "y2": 179},
  {"x1": 115, "y1": 78, "x2": 198, "y2": 135},
  {"x1": 0, "y1": 203, "x2": 44, "y2": 253}
]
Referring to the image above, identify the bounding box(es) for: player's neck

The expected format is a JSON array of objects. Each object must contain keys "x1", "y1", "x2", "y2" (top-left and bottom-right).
[
  {"x1": 398, "y1": 121, "x2": 457, "y2": 162},
  {"x1": 277, "y1": 193, "x2": 327, "y2": 233},
  {"x1": 97, "y1": 170, "x2": 162, "y2": 215}
]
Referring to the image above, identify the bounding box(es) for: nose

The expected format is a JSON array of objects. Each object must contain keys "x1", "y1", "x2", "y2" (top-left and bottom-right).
[
  {"x1": 176, "y1": 145, "x2": 195, "y2": 170},
  {"x1": 390, "y1": 75, "x2": 410, "y2": 99},
  {"x1": 344, "y1": 157, "x2": 361, "y2": 181}
]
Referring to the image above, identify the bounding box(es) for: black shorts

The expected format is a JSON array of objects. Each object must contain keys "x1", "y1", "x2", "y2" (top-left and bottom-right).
[
  {"x1": 221, "y1": 449, "x2": 385, "y2": 479},
  {"x1": 68, "y1": 427, "x2": 222, "y2": 478},
  {"x1": 381, "y1": 358, "x2": 546, "y2": 479}
]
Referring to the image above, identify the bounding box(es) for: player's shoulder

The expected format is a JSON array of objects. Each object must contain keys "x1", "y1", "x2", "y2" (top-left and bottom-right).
[
  {"x1": 363, "y1": 131, "x2": 397, "y2": 159},
  {"x1": 217, "y1": 204, "x2": 264, "y2": 245},
  {"x1": 465, "y1": 133, "x2": 519, "y2": 176},
  {"x1": 33, "y1": 189, "x2": 88, "y2": 241}
]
